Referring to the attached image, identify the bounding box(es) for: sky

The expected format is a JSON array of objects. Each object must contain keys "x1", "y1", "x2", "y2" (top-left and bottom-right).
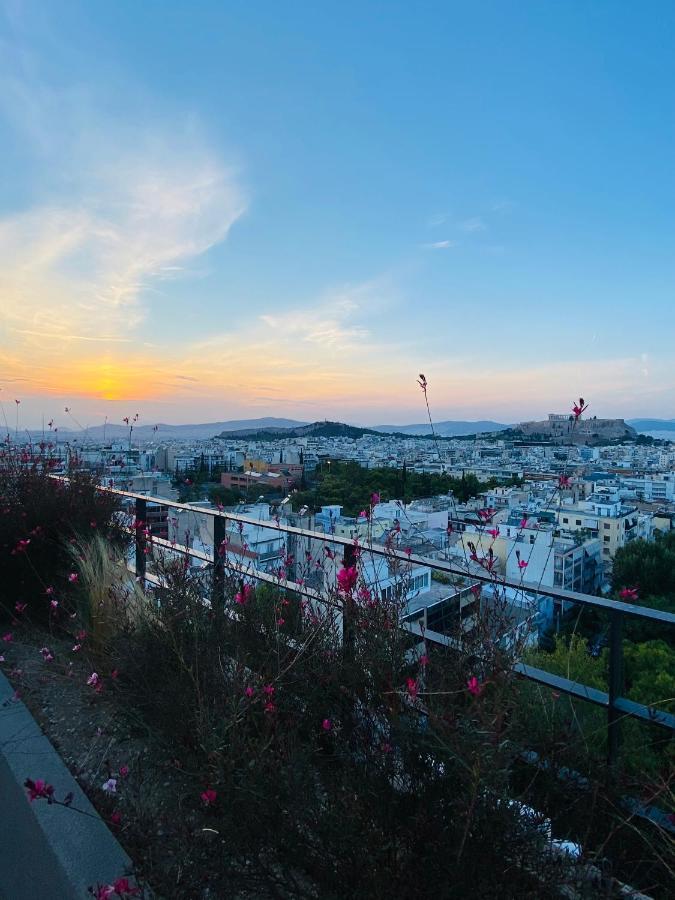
[{"x1": 1, "y1": 1, "x2": 674, "y2": 430}]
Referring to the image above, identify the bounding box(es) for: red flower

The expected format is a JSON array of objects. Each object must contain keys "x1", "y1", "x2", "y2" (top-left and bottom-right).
[
  {"x1": 24, "y1": 778, "x2": 55, "y2": 802},
  {"x1": 235, "y1": 584, "x2": 253, "y2": 605},
  {"x1": 200, "y1": 788, "x2": 217, "y2": 806},
  {"x1": 67, "y1": 572, "x2": 79, "y2": 584},
  {"x1": 406, "y1": 677, "x2": 418, "y2": 698},
  {"x1": 572, "y1": 398, "x2": 588, "y2": 420},
  {"x1": 337, "y1": 565, "x2": 358, "y2": 594},
  {"x1": 321, "y1": 718, "x2": 333, "y2": 731},
  {"x1": 619, "y1": 587, "x2": 639, "y2": 601},
  {"x1": 558, "y1": 475, "x2": 571, "y2": 488},
  {"x1": 467, "y1": 676, "x2": 484, "y2": 697}
]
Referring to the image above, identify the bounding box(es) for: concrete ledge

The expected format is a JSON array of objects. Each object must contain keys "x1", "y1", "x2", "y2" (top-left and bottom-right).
[{"x1": 0, "y1": 670, "x2": 135, "y2": 899}]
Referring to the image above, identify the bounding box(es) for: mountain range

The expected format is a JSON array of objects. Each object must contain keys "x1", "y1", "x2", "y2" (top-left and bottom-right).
[
  {"x1": 23, "y1": 417, "x2": 675, "y2": 442},
  {"x1": 371, "y1": 420, "x2": 509, "y2": 436},
  {"x1": 626, "y1": 418, "x2": 675, "y2": 432}
]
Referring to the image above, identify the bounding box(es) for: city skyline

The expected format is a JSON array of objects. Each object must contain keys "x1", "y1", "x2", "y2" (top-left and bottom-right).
[{"x1": 2, "y1": 1, "x2": 675, "y2": 428}]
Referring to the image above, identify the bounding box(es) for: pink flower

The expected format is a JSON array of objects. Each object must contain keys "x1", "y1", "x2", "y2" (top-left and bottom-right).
[
  {"x1": 67, "y1": 572, "x2": 78, "y2": 584},
  {"x1": 235, "y1": 584, "x2": 253, "y2": 605},
  {"x1": 110, "y1": 810, "x2": 122, "y2": 826},
  {"x1": 50, "y1": 599, "x2": 58, "y2": 610},
  {"x1": 24, "y1": 778, "x2": 55, "y2": 802},
  {"x1": 91, "y1": 885, "x2": 114, "y2": 900},
  {"x1": 15, "y1": 602, "x2": 27, "y2": 614},
  {"x1": 358, "y1": 509, "x2": 369, "y2": 520},
  {"x1": 419, "y1": 654, "x2": 429, "y2": 668},
  {"x1": 2, "y1": 633, "x2": 13, "y2": 643},
  {"x1": 572, "y1": 398, "x2": 588, "y2": 420},
  {"x1": 337, "y1": 565, "x2": 358, "y2": 594},
  {"x1": 244, "y1": 686, "x2": 255, "y2": 698},
  {"x1": 276, "y1": 617, "x2": 285, "y2": 626},
  {"x1": 477, "y1": 508, "x2": 495, "y2": 522},
  {"x1": 487, "y1": 527, "x2": 499, "y2": 538},
  {"x1": 200, "y1": 788, "x2": 217, "y2": 806},
  {"x1": 519, "y1": 517, "x2": 528, "y2": 528},
  {"x1": 72, "y1": 644, "x2": 82, "y2": 652},
  {"x1": 263, "y1": 683, "x2": 275, "y2": 696},
  {"x1": 39, "y1": 647, "x2": 54, "y2": 662},
  {"x1": 76, "y1": 629, "x2": 87, "y2": 640},
  {"x1": 264, "y1": 701, "x2": 276, "y2": 713},
  {"x1": 321, "y1": 718, "x2": 332, "y2": 731},
  {"x1": 102, "y1": 778, "x2": 117, "y2": 794},
  {"x1": 87, "y1": 672, "x2": 100, "y2": 687},
  {"x1": 467, "y1": 676, "x2": 484, "y2": 697},
  {"x1": 370, "y1": 492, "x2": 380, "y2": 505},
  {"x1": 619, "y1": 587, "x2": 639, "y2": 601},
  {"x1": 45, "y1": 586, "x2": 55, "y2": 595},
  {"x1": 406, "y1": 677, "x2": 418, "y2": 698},
  {"x1": 119, "y1": 765, "x2": 129, "y2": 778},
  {"x1": 558, "y1": 475, "x2": 571, "y2": 489},
  {"x1": 518, "y1": 560, "x2": 528, "y2": 570}
]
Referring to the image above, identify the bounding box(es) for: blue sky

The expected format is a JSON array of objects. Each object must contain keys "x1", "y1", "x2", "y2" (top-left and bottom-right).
[{"x1": 1, "y1": 0, "x2": 674, "y2": 428}]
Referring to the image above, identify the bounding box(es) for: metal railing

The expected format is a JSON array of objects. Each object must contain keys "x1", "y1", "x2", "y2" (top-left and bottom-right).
[{"x1": 106, "y1": 485, "x2": 675, "y2": 767}]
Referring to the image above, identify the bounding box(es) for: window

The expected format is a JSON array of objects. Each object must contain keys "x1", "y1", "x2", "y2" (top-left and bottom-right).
[
  {"x1": 563, "y1": 517, "x2": 568, "y2": 524},
  {"x1": 576, "y1": 520, "x2": 582, "y2": 526},
  {"x1": 603, "y1": 536, "x2": 610, "y2": 543},
  {"x1": 604, "y1": 523, "x2": 610, "y2": 529}
]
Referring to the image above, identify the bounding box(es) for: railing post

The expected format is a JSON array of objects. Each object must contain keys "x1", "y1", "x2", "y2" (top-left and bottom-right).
[
  {"x1": 134, "y1": 497, "x2": 147, "y2": 584},
  {"x1": 607, "y1": 609, "x2": 623, "y2": 770},
  {"x1": 212, "y1": 515, "x2": 226, "y2": 614},
  {"x1": 342, "y1": 544, "x2": 357, "y2": 654}
]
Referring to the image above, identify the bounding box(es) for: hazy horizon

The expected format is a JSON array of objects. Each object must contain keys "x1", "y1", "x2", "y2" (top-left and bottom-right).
[{"x1": 2, "y1": 2, "x2": 674, "y2": 427}]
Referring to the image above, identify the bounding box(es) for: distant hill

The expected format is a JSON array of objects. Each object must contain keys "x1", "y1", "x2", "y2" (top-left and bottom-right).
[
  {"x1": 372, "y1": 420, "x2": 509, "y2": 437},
  {"x1": 27, "y1": 418, "x2": 308, "y2": 442},
  {"x1": 216, "y1": 420, "x2": 383, "y2": 440},
  {"x1": 627, "y1": 418, "x2": 675, "y2": 432}
]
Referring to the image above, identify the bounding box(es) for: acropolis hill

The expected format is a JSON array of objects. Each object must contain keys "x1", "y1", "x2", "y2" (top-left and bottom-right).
[{"x1": 515, "y1": 413, "x2": 638, "y2": 445}]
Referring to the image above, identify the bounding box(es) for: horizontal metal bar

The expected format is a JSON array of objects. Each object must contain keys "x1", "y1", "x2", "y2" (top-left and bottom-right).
[
  {"x1": 515, "y1": 663, "x2": 675, "y2": 730},
  {"x1": 100, "y1": 482, "x2": 675, "y2": 625}
]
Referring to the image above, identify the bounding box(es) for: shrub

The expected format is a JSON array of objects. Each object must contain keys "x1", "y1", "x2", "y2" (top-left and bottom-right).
[{"x1": 0, "y1": 447, "x2": 121, "y2": 623}]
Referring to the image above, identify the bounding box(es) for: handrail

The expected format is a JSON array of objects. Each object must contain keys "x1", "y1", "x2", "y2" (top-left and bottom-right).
[{"x1": 92, "y1": 481, "x2": 675, "y2": 766}]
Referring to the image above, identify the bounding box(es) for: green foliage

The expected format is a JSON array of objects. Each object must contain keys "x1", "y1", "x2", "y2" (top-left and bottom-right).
[
  {"x1": 292, "y1": 460, "x2": 511, "y2": 517},
  {"x1": 519, "y1": 636, "x2": 673, "y2": 776},
  {"x1": 612, "y1": 531, "x2": 675, "y2": 600}
]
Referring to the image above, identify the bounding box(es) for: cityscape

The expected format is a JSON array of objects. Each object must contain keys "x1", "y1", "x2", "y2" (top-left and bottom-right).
[{"x1": 2, "y1": 2, "x2": 675, "y2": 899}]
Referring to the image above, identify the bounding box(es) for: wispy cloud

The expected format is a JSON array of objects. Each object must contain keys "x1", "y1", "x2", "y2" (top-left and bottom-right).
[
  {"x1": 0, "y1": 51, "x2": 247, "y2": 367},
  {"x1": 424, "y1": 240, "x2": 456, "y2": 250},
  {"x1": 459, "y1": 216, "x2": 486, "y2": 233}
]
